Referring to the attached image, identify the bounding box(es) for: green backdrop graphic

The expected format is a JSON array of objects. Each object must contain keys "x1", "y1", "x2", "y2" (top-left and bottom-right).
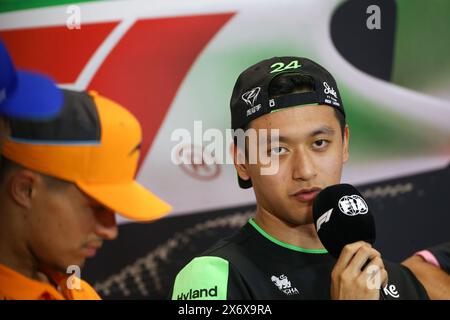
[{"x1": 0, "y1": 0, "x2": 98, "y2": 13}]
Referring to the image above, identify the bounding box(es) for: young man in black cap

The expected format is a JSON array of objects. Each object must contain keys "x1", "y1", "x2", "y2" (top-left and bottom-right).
[{"x1": 171, "y1": 56, "x2": 428, "y2": 300}]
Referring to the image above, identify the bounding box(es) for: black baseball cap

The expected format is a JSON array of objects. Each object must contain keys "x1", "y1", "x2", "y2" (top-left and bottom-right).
[{"x1": 230, "y1": 56, "x2": 345, "y2": 188}]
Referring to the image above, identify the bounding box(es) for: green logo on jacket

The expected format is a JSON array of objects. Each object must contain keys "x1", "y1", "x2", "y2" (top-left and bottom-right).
[{"x1": 171, "y1": 256, "x2": 229, "y2": 300}]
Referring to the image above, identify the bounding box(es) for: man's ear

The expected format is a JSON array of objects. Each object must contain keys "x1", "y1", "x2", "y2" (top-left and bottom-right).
[
  {"x1": 9, "y1": 169, "x2": 40, "y2": 209},
  {"x1": 231, "y1": 143, "x2": 251, "y2": 182},
  {"x1": 342, "y1": 125, "x2": 350, "y2": 163}
]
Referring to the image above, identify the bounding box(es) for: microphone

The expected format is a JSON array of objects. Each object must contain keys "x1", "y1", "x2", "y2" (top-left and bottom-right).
[
  {"x1": 312, "y1": 183, "x2": 376, "y2": 259},
  {"x1": 313, "y1": 184, "x2": 388, "y2": 299}
]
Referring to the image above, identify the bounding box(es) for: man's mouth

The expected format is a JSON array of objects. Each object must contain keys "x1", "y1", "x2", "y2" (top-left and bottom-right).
[{"x1": 82, "y1": 243, "x2": 102, "y2": 258}]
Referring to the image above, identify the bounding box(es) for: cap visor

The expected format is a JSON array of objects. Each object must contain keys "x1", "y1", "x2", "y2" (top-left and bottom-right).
[
  {"x1": 1, "y1": 71, "x2": 63, "y2": 119},
  {"x1": 77, "y1": 180, "x2": 172, "y2": 222}
]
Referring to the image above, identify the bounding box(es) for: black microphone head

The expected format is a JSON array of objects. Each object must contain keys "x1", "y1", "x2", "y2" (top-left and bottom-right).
[{"x1": 312, "y1": 183, "x2": 376, "y2": 259}]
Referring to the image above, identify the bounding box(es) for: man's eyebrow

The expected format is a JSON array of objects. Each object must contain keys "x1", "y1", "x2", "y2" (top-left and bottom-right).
[
  {"x1": 265, "y1": 126, "x2": 336, "y2": 143},
  {"x1": 310, "y1": 126, "x2": 335, "y2": 136}
]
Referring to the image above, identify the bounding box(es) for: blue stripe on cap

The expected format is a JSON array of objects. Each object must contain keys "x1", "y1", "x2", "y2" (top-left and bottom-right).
[{"x1": 8, "y1": 137, "x2": 101, "y2": 146}]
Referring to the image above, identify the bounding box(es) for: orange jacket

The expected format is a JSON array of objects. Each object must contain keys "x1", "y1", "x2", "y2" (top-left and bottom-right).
[{"x1": 0, "y1": 263, "x2": 101, "y2": 300}]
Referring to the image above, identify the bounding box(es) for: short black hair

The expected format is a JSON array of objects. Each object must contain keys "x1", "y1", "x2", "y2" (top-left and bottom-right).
[
  {"x1": 0, "y1": 156, "x2": 16, "y2": 184},
  {"x1": 0, "y1": 156, "x2": 70, "y2": 189}
]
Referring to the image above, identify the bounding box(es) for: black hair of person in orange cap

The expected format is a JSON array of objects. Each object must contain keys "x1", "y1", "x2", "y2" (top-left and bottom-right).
[{"x1": 0, "y1": 89, "x2": 171, "y2": 300}]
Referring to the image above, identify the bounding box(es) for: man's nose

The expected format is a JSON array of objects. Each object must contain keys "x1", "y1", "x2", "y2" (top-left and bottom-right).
[
  {"x1": 94, "y1": 209, "x2": 118, "y2": 240},
  {"x1": 292, "y1": 149, "x2": 317, "y2": 181}
]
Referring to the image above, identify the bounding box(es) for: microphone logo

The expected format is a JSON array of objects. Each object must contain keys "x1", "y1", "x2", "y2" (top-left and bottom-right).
[
  {"x1": 338, "y1": 195, "x2": 368, "y2": 216},
  {"x1": 316, "y1": 208, "x2": 333, "y2": 231}
]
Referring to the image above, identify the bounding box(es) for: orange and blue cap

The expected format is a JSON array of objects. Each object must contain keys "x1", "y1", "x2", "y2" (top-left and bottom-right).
[
  {"x1": 0, "y1": 41, "x2": 63, "y2": 119},
  {"x1": 1, "y1": 89, "x2": 171, "y2": 222}
]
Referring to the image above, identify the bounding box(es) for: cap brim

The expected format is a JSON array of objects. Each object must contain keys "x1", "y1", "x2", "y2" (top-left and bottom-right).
[
  {"x1": 238, "y1": 175, "x2": 252, "y2": 189},
  {"x1": 77, "y1": 180, "x2": 172, "y2": 222},
  {"x1": 1, "y1": 71, "x2": 63, "y2": 119}
]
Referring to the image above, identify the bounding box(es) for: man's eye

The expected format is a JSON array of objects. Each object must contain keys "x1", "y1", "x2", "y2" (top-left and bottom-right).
[
  {"x1": 270, "y1": 147, "x2": 288, "y2": 155},
  {"x1": 313, "y1": 139, "x2": 329, "y2": 149}
]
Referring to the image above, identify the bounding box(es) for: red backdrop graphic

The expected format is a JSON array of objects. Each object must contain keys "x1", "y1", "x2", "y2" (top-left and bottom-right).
[
  {"x1": 1, "y1": 22, "x2": 118, "y2": 83},
  {"x1": 1, "y1": 12, "x2": 234, "y2": 166}
]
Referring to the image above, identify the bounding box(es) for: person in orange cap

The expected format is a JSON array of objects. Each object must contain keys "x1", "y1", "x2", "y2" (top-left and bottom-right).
[{"x1": 0, "y1": 89, "x2": 171, "y2": 300}]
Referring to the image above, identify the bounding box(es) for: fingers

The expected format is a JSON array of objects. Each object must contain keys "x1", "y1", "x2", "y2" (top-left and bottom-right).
[
  {"x1": 332, "y1": 241, "x2": 371, "y2": 276},
  {"x1": 361, "y1": 256, "x2": 388, "y2": 290},
  {"x1": 331, "y1": 241, "x2": 388, "y2": 299},
  {"x1": 348, "y1": 245, "x2": 381, "y2": 275}
]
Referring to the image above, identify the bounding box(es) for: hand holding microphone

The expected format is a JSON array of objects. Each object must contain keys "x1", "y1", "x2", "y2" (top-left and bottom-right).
[{"x1": 313, "y1": 184, "x2": 388, "y2": 300}]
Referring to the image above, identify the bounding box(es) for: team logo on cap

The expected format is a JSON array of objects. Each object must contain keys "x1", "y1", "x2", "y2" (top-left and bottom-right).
[
  {"x1": 323, "y1": 82, "x2": 337, "y2": 99},
  {"x1": 323, "y1": 82, "x2": 341, "y2": 107},
  {"x1": 128, "y1": 142, "x2": 142, "y2": 156},
  {"x1": 242, "y1": 87, "x2": 262, "y2": 117},
  {"x1": 338, "y1": 195, "x2": 368, "y2": 216},
  {"x1": 242, "y1": 87, "x2": 261, "y2": 107}
]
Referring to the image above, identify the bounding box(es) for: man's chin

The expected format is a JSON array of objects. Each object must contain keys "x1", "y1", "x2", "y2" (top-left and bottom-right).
[
  {"x1": 296, "y1": 205, "x2": 313, "y2": 220},
  {"x1": 59, "y1": 258, "x2": 86, "y2": 274},
  {"x1": 301, "y1": 211, "x2": 314, "y2": 225},
  {"x1": 287, "y1": 210, "x2": 314, "y2": 226},
  {"x1": 38, "y1": 259, "x2": 85, "y2": 280}
]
